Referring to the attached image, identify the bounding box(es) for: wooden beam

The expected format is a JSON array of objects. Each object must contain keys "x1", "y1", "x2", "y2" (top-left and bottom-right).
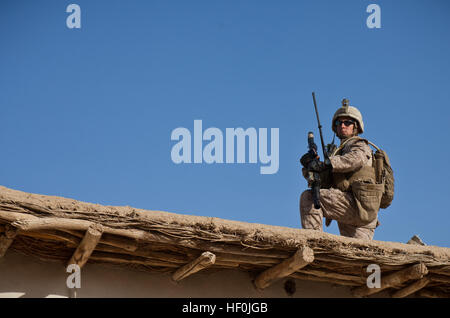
[
  {"x1": 290, "y1": 273, "x2": 360, "y2": 287},
  {"x1": 172, "y1": 251, "x2": 216, "y2": 282},
  {"x1": 297, "y1": 268, "x2": 365, "y2": 284},
  {"x1": 428, "y1": 274, "x2": 450, "y2": 284},
  {"x1": 67, "y1": 223, "x2": 103, "y2": 268},
  {"x1": 0, "y1": 225, "x2": 17, "y2": 257},
  {"x1": 5, "y1": 210, "x2": 446, "y2": 273},
  {"x1": 391, "y1": 277, "x2": 430, "y2": 298},
  {"x1": 63, "y1": 230, "x2": 138, "y2": 252},
  {"x1": 254, "y1": 246, "x2": 314, "y2": 290},
  {"x1": 417, "y1": 289, "x2": 450, "y2": 298},
  {"x1": 8, "y1": 214, "x2": 292, "y2": 259},
  {"x1": 2, "y1": 186, "x2": 450, "y2": 270},
  {"x1": 352, "y1": 263, "x2": 428, "y2": 297},
  {"x1": 19, "y1": 229, "x2": 81, "y2": 246},
  {"x1": 89, "y1": 251, "x2": 180, "y2": 268}
]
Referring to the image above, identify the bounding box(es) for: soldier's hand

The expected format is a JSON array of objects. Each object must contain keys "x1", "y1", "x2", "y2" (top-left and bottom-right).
[
  {"x1": 300, "y1": 152, "x2": 318, "y2": 168},
  {"x1": 308, "y1": 160, "x2": 325, "y2": 172},
  {"x1": 309, "y1": 159, "x2": 332, "y2": 172},
  {"x1": 301, "y1": 167, "x2": 309, "y2": 180}
]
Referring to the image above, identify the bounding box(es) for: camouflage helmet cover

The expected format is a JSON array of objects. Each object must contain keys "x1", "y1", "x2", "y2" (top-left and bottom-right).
[{"x1": 332, "y1": 99, "x2": 364, "y2": 134}]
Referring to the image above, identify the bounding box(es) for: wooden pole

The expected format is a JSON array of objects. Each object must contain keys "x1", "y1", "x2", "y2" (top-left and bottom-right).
[
  {"x1": 89, "y1": 251, "x2": 180, "y2": 268},
  {"x1": 352, "y1": 263, "x2": 428, "y2": 297},
  {"x1": 254, "y1": 246, "x2": 314, "y2": 290},
  {"x1": 429, "y1": 274, "x2": 450, "y2": 284},
  {"x1": 297, "y1": 268, "x2": 365, "y2": 284},
  {"x1": 172, "y1": 251, "x2": 216, "y2": 282},
  {"x1": 417, "y1": 289, "x2": 450, "y2": 298},
  {"x1": 67, "y1": 223, "x2": 103, "y2": 268},
  {"x1": 391, "y1": 277, "x2": 430, "y2": 298},
  {"x1": 0, "y1": 225, "x2": 17, "y2": 257},
  {"x1": 68, "y1": 231, "x2": 138, "y2": 252},
  {"x1": 290, "y1": 273, "x2": 360, "y2": 287}
]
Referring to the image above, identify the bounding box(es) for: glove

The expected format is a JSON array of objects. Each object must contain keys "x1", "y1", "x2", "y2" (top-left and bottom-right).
[
  {"x1": 308, "y1": 158, "x2": 332, "y2": 173},
  {"x1": 308, "y1": 160, "x2": 325, "y2": 172},
  {"x1": 300, "y1": 152, "x2": 318, "y2": 168},
  {"x1": 301, "y1": 167, "x2": 309, "y2": 180}
]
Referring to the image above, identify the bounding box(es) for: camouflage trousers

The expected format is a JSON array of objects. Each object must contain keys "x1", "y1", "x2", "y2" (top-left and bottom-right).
[{"x1": 299, "y1": 188, "x2": 378, "y2": 240}]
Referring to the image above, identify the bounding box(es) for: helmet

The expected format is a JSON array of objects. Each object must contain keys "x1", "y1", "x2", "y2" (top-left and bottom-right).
[{"x1": 332, "y1": 98, "x2": 364, "y2": 134}]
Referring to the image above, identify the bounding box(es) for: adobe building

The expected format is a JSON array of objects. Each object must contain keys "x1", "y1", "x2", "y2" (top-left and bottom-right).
[{"x1": 0, "y1": 186, "x2": 449, "y2": 298}]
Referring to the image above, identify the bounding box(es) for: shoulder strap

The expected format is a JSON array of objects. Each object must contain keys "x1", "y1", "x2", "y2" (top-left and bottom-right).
[
  {"x1": 331, "y1": 136, "x2": 361, "y2": 156},
  {"x1": 365, "y1": 140, "x2": 380, "y2": 152}
]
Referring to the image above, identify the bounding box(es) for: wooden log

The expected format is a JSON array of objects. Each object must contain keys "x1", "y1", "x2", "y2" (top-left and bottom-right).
[
  {"x1": 352, "y1": 263, "x2": 428, "y2": 297},
  {"x1": 290, "y1": 273, "x2": 360, "y2": 287},
  {"x1": 1, "y1": 202, "x2": 450, "y2": 289},
  {"x1": 172, "y1": 251, "x2": 216, "y2": 282},
  {"x1": 8, "y1": 214, "x2": 292, "y2": 259},
  {"x1": 11, "y1": 216, "x2": 94, "y2": 232},
  {"x1": 2, "y1": 186, "x2": 450, "y2": 268},
  {"x1": 62, "y1": 230, "x2": 138, "y2": 252},
  {"x1": 428, "y1": 268, "x2": 450, "y2": 277},
  {"x1": 391, "y1": 277, "x2": 430, "y2": 298},
  {"x1": 89, "y1": 251, "x2": 180, "y2": 268},
  {"x1": 214, "y1": 252, "x2": 283, "y2": 266},
  {"x1": 428, "y1": 274, "x2": 450, "y2": 284},
  {"x1": 175, "y1": 236, "x2": 290, "y2": 259},
  {"x1": 213, "y1": 260, "x2": 239, "y2": 268},
  {"x1": 3, "y1": 209, "x2": 449, "y2": 271},
  {"x1": 67, "y1": 241, "x2": 189, "y2": 265},
  {"x1": 297, "y1": 268, "x2": 365, "y2": 284},
  {"x1": 417, "y1": 289, "x2": 450, "y2": 298},
  {"x1": 0, "y1": 225, "x2": 17, "y2": 257},
  {"x1": 17, "y1": 226, "x2": 280, "y2": 269},
  {"x1": 67, "y1": 224, "x2": 103, "y2": 268},
  {"x1": 82, "y1": 248, "x2": 234, "y2": 272},
  {"x1": 254, "y1": 246, "x2": 314, "y2": 289},
  {"x1": 19, "y1": 229, "x2": 81, "y2": 246},
  {"x1": 314, "y1": 255, "x2": 370, "y2": 267}
]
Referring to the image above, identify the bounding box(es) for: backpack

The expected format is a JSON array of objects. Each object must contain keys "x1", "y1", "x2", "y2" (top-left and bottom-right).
[
  {"x1": 329, "y1": 137, "x2": 395, "y2": 209},
  {"x1": 366, "y1": 141, "x2": 395, "y2": 209}
]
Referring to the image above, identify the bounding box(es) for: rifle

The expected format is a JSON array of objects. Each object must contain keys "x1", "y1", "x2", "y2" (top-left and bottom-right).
[
  {"x1": 306, "y1": 132, "x2": 321, "y2": 209},
  {"x1": 311, "y1": 92, "x2": 335, "y2": 225}
]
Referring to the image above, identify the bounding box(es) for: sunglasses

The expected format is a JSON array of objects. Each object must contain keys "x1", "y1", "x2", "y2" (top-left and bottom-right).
[{"x1": 335, "y1": 119, "x2": 355, "y2": 127}]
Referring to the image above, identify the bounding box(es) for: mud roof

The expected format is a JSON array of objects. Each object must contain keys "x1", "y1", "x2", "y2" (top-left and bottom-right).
[{"x1": 0, "y1": 186, "x2": 449, "y2": 297}]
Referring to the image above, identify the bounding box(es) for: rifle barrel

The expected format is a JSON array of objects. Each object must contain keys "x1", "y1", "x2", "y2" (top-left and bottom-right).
[{"x1": 312, "y1": 92, "x2": 327, "y2": 159}]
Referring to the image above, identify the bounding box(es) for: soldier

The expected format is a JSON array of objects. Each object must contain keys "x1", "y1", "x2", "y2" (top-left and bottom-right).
[{"x1": 299, "y1": 99, "x2": 383, "y2": 240}]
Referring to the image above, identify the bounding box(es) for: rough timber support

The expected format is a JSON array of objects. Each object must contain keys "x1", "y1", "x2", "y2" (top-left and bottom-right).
[
  {"x1": 391, "y1": 277, "x2": 430, "y2": 298},
  {"x1": 172, "y1": 251, "x2": 216, "y2": 282},
  {"x1": 67, "y1": 223, "x2": 103, "y2": 268},
  {"x1": 417, "y1": 289, "x2": 450, "y2": 298},
  {"x1": 352, "y1": 263, "x2": 428, "y2": 297},
  {"x1": 0, "y1": 224, "x2": 17, "y2": 257},
  {"x1": 254, "y1": 246, "x2": 314, "y2": 290}
]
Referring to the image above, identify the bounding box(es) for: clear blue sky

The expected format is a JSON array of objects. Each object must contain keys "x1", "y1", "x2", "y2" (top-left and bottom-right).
[{"x1": 1, "y1": 0, "x2": 449, "y2": 247}]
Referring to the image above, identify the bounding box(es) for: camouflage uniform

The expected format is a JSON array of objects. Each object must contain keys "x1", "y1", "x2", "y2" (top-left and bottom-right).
[{"x1": 300, "y1": 137, "x2": 378, "y2": 240}]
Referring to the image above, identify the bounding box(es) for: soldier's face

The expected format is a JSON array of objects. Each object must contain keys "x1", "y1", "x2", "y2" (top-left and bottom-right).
[{"x1": 336, "y1": 117, "x2": 356, "y2": 139}]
